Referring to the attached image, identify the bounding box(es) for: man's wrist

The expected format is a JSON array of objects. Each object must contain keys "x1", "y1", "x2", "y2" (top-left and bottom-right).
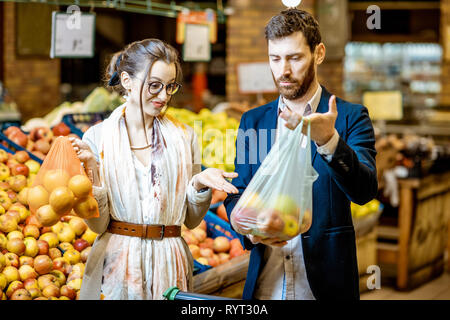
[{"x1": 316, "y1": 130, "x2": 335, "y2": 146}]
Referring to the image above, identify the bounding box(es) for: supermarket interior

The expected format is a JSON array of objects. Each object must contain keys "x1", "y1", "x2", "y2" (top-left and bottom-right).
[{"x1": 0, "y1": 0, "x2": 450, "y2": 301}]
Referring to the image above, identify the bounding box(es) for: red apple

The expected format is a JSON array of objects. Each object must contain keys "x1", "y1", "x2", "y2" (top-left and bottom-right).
[
  {"x1": 8, "y1": 174, "x2": 27, "y2": 192},
  {"x1": 9, "y1": 130, "x2": 28, "y2": 148},
  {"x1": 34, "y1": 255, "x2": 53, "y2": 275},
  {"x1": 49, "y1": 247, "x2": 62, "y2": 260},
  {"x1": 23, "y1": 278, "x2": 39, "y2": 291},
  {"x1": 207, "y1": 254, "x2": 220, "y2": 267},
  {"x1": 19, "y1": 256, "x2": 34, "y2": 267},
  {"x1": 36, "y1": 240, "x2": 49, "y2": 255},
  {"x1": 60, "y1": 284, "x2": 76, "y2": 299},
  {"x1": 6, "y1": 238, "x2": 26, "y2": 256},
  {"x1": 23, "y1": 225, "x2": 40, "y2": 239},
  {"x1": 73, "y1": 238, "x2": 89, "y2": 252},
  {"x1": 42, "y1": 284, "x2": 60, "y2": 298},
  {"x1": 25, "y1": 215, "x2": 43, "y2": 228},
  {"x1": 10, "y1": 288, "x2": 32, "y2": 300},
  {"x1": 199, "y1": 238, "x2": 214, "y2": 250},
  {"x1": 6, "y1": 280, "x2": 24, "y2": 298},
  {"x1": 11, "y1": 164, "x2": 29, "y2": 177},
  {"x1": 37, "y1": 274, "x2": 59, "y2": 290},
  {"x1": 52, "y1": 123, "x2": 71, "y2": 137},
  {"x1": 33, "y1": 139, "x2": 51, "y2": 155},
  {"x1": 52, "y1": 257, "x2": 72, "y2": 276}
]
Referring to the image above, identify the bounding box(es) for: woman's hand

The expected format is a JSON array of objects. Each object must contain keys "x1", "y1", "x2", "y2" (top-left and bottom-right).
[
  {"x1": 69, "y1": 137, "x2": 100, "y2": 185},
  {"x1": 192, "y1": 168, "x2": 239, "y2": 194}
]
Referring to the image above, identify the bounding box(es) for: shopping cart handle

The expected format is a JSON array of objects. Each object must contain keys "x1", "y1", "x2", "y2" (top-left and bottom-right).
[{"x1": 163, "y1": 286, "x2": 240, "y2": 300}]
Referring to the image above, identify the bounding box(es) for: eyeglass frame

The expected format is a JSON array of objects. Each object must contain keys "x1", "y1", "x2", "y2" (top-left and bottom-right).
[{"x1": 147, "y1": 81, "x2": 182, "y2": 96}]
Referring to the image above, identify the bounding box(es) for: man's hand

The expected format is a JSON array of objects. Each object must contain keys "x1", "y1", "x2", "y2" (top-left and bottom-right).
[
  {"x1": 280, "y1": 95, "x2": 338, "y2": 146},
  {"x1": 248, "y1": 234, "x2": 288, "y2": 248}
]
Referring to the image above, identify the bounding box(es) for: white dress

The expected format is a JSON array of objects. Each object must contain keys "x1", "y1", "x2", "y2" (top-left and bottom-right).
[{"x1": 82, "y1": 116, "x2": 212, "y2": 300}]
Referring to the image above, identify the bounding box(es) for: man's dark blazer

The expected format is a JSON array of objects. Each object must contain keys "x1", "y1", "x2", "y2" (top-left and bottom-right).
[{"x1": 224, "y1": 86, "x2": 378, "y2": 300}]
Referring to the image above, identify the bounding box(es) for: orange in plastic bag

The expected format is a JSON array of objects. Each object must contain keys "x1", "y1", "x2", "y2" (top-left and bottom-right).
[{"x1": 28, "y1": 136, "x2": 99, "y2": 226}]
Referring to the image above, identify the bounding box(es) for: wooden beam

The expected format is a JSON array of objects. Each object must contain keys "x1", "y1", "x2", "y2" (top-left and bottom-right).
[{"x1": 397, "y1": 185, "x2": 414, "y2": 289}]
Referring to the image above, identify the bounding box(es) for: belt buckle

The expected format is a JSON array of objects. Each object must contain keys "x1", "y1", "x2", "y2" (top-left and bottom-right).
[{"x1": 153, "y1": 224, "x2": 165, "y2": 240}]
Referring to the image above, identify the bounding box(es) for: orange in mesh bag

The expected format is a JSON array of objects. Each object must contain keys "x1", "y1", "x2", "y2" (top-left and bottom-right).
[{"x1": 28, "y1": 136, "x2": 99, "y2": 226}]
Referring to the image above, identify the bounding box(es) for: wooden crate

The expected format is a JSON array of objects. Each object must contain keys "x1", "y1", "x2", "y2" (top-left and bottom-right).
[{"x1": 377, "y1": 171, "x2": 450, "y2": 290}]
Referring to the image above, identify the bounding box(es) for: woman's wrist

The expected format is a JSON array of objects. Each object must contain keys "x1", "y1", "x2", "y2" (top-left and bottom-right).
[{"x1": 192, "y1": 175, "x2": 206, "y2": 192}]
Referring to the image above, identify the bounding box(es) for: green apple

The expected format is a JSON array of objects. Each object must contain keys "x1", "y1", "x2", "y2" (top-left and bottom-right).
[{"x1": 24, "y1": 160, "x2": 41, "y2": 175}]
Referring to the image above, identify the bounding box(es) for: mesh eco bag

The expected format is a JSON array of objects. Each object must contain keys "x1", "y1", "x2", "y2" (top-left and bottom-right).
[
  {"x1": 28, "y1": 136, "x2": 99, "y2": 225},
  {"x1": 230, "y1": 120, "x2": 318, "y2": 241}
]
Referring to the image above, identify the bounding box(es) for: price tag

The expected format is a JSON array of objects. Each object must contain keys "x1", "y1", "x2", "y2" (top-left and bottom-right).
[{"x1": 183, "y1": 24, "x2": 211, "y2": 62}]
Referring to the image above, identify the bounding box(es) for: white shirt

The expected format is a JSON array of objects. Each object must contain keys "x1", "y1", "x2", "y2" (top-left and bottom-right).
[{"x1": 253, "y1": 85, "x2": 339, "y2": 300}]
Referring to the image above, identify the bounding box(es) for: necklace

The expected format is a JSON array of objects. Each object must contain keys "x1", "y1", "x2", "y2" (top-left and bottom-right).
[{"x1": 123, "y1": 113, "x2": 153, "y2": 150}]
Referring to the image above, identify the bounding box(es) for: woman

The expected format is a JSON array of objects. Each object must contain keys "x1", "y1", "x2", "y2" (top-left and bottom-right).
[{"x1": 70, "y1": 39, "x2": 238, "y2": 300}]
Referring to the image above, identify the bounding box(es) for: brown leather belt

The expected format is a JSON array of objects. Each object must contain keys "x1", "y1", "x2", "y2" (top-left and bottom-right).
[{"x1": 107, "y1": 220, "x2": 181, "y2": 240}]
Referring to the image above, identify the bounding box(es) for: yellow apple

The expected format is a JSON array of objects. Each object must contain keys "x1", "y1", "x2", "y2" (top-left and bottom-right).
[
  {"x1": 81, "y1": 228, "x2": 97, "y2": 245},
  {"x1": 57, "y1": 223, "x2": 76, "y2": 243},
  {"x1": 63, "y1": 250, "x2": 80, "y2": 265},
  {"x1": 39, "y1": 232, "x2": 59, "y2": 248}
]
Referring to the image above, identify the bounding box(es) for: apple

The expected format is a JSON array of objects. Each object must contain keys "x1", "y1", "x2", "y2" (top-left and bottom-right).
[
  {"x1": 19, "y1": 256, "x2": 34, "y2": 267},
  {"x1": 57, "y1": 223, "x2": 76, "y2": 243},
  {"x1": 213, "y1": 236, "x2": 231, "y2": 253},
  {"x1": 6, "y1": 280, "x2": 25, "y2": 298},
  {"x1": 2, "y1": 266, "x2": 20, "y2": 284},
  {"x1": 18, "y1": 264, "x2": 38, "y2": 281},
  {"x1": 34, "y1": 255, "x2": 53, "y2": 275},
  {"x1": 230, "y1": 207, "x2": 259, "y2": 235},
  {"x1": 23, "y1": 278, "x2": 39, "y2": 290},
  {"x1": 52, "y1": 123, "x2": 71, "y2": 137},
  {"x1": 52, "y1": 257, "x2": 72, "y2": 276},
  {"x1": 81, "y1": 228, "x2": 98, "y2": 245},
  {"x1": 218, "y1": 252, "x2": 230, "y2": 265},
  {"x1": 0, "y1": 233, "x2": 7, "y2": 250},
  {"x1": 34, "y1": 139, "x2": 51, "y2": 155},
  {"x1": 0, "y1": 196, "x2": 13, "y2": 212},
  {"x1": 51, "y1": 221, "x2": 64, "y2": 234},
  {"x1": 0, "y1": 150, "x2": 8, "y2": 163},
  {"x1": 25, "y1": 214, "x2": 43, "y2": 228},
  {"x1": 6, "y1": 159, "x2": 19, "y2": 171},
  {"x1": 199, "y1": 238, "x2": 214, "y2": 250},
  {"x1": 63, "y1": 249, "x2": 81, "y2": 265},
  {"x1": 5, "y1": 252, "x2": 19, "y2": 268},
  {"x1": 11, "y1": 164, "x2": 29, "y2": 177},
  {"x1": 68, "y1": 216, "x2": 87, "y2": 236},
  {"x1": 17, "y1": 187, "x2": 29, "y2": 205},
  {"x1": 39, "y1": 232, "x2": 59, "y2": 248},
  {"x1": 229, "y1": 246, "x2": 245, "y2": 259},
  {"x1": 0, "y1": 213, "x2": 17, "y2": 233},
  {"x1": 58, "y1": 242, "x2": 74, "y2": 252},
  {"x1": 73, "y1": 238, "x2": 89, "y2": 252},
  {"x1": 196, "y1": 257, "x2": 208, "y2": 265},
  {"x1": 23, "y1": 224, "x2": 40, "y2": 239},
  {"x1": 199, "y1": 248, "x2": 214, "y2": 259},
  {"x1": 7, "y1": 238, "x2": 26, "y2": 256},
  {"x1": 36, "y1": 240, "x2": 49, "y2": 255},
  {"x1": 0, "y1": 252, "x2": 5, "y2": 271},
  {"x1": 34, "y1": 128, "x2": 53, "y2": 143},
  {"x1": 50, "y1": 270, "x2": 66, "y2": 287},
  {"x1": 256, "y1": 208, "x2": 285, "y2": 237},
  {"x1": 0, "y1": 163, "x2": 11, "y2": 180},
  {"x1": 23, "y1": 237, "x2": 39, "y2": 257},
  {"x1": 14, "y1": 151, "x2": 30, "y2": 164},
  {"x1": 188, "y1": 244, "x2": 201, "y2": 259},
  {"x1": 42, "y1": 284, "x2": 60, "y2": 298},
  {"x1": 40, "y1": 226, "x2": 52, "y2": 234},
  {"x1": 37, "y1": 274, "x2": 60, "y2": 290},
  {"x1": 28, "y1": 287, "x2": 42, "y2": 299},
  {"x1": 7, "y1": 230, "x2": 24, "y2": 241},
  {"x1": 0, "y1": 181, "x2": 10, "y2": 191},
  {"x1": 60, "y1": 284, "x2": 76, "y2": 300},
  {"x1": 9, "y1": 130, "x2": 28, "y2": 148},
  {"x1": 7, "y1": 190, "x2": 18, "y2": 203},
  {"x1": 9, "y1": 174, "x2": 28, "y2": 193},
  {"x1": 49, "y1": 247, "x2": 62, "y2": 260},
  {"x1": 0, "y1": 273, "x2": 7, "y2": 291},
  {"x1": 207, "y1": 254, "x2": 220, "y2": 267},
  {"x1": 10, "y1": 288, "x2": 32, "y2": 300},
  {"x1": 33, "y1": 297, "x2": 47, "y2": 300},
  {"x1": 10, "y1": 203, "x2": 30, "y2": 223},
  {"x1": 282, "y1": 215, "x2": 300, "y2": 238},
  {"x1": 191, "y1": 228, "x2": 207, "y2": 242},
  {"x1": 5, "y1": 210, "x2": 20, "y2": 224},
  {"x1": 80, "y1": 246, "x2": 91, "y2": 263},
  {"x1": 24, "y1": 160, "x2": 40, "y2": 175}
]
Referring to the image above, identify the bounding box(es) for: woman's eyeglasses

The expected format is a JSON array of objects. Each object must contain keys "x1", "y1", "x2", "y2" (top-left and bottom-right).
[{"x1": 148, "y1": 81, "x2": 182, "y2": 96}]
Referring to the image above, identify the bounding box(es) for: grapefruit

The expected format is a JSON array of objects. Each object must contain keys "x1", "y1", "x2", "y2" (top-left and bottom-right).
[
  {"x1": 43, "y1": 169, "x2": 70, "y2": 193},
  {"x1": 27, "y1": 185, "x2": 49, "y2": 210},
  {"x1": 67, "y1": 175, "x2": 92, "y2": 199},
  {"x1": 49, "y1": 187, "x2": 75, "y2": 215},
  {"x1": 73, "y1": 196, "x2": 98, "y2": 219},
  {"x1": 36, "y1": 205, "x2": 60, "y2": 227}
]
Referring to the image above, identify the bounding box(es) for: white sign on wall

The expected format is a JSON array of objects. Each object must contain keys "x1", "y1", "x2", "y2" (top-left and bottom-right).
[
  {"x1": 50, "y1": 11, "x2": 96, "y2": 58},
  {"x1": 183, "y1": 24, "x2": 211, "y2": 62},
  {"x1": 237, "y1": 62, "x2": 277, "y2": 94}
]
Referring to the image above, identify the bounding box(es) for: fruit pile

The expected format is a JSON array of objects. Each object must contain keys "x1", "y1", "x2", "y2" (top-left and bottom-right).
[
  {"x1": 3, "y1": 123, "x2": 78, "y2": 161},
  {"x1": 166, "y1": 107, "x2": 239, "y2": 172},
  {"x1": 182, "y1": 220, "x2": 247, "y2": 268},
  {"x1": 351, "y1": 199, "x2": 382, "y2": 219},
  {"x1": 0, "y1": 149, "x2": 98, "y2": 299}
]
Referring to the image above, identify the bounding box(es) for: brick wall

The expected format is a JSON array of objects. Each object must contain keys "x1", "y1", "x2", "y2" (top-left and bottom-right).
[
  {"x1": 2, "y1": 2, "x2": 61, "y2": 122},
  {"x1": 226, "y1": 0, "x2": 344, "y2": 105}
]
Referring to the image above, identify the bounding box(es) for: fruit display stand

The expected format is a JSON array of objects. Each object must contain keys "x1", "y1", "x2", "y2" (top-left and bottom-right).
[{"x1": 377, "y1": 170, "x2": 450, "y2": 290}]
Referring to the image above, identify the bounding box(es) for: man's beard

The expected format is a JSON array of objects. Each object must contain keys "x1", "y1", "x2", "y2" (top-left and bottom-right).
[{"x1": 274, "y1": 59, "x2": 315, "y2": 101}]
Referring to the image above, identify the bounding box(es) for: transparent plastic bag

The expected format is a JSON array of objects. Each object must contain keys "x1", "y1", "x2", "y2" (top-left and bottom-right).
[
  {"x1": 28, "y1": 136, "x2": 99, "y2": 226},
  {"x1": 230, "y1": 120, "x2": 318, "y2": 241}
]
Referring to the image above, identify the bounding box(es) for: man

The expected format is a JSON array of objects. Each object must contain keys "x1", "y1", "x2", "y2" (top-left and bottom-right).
[{"x1": 224, "y1": 8, "x2": 377, "y2": 300}]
